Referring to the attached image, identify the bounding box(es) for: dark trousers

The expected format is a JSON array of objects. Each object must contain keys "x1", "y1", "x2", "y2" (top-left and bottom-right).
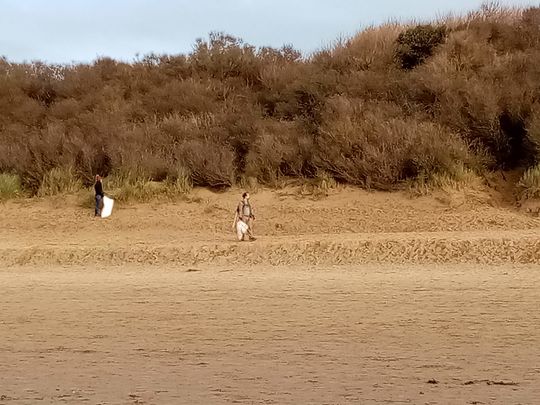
[{"x1": 95, "y1": 195, "x2": 102, "y2": 216}]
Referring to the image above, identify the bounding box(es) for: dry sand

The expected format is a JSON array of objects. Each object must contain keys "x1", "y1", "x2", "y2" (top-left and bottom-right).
[
  {"x1": 1, "y1": 265, "x2": 540, "y2": 404},
  {"x1": 1, "y1": 187, "x2": 540, "y2": 404},
  {"x1": 2, "y1": 187, "x2": 540, "y2": 267}
]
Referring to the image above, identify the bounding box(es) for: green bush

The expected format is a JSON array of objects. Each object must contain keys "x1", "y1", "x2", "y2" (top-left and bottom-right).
[{"x1": 395, "y1": 24, "x2": 446, "y2": 69}]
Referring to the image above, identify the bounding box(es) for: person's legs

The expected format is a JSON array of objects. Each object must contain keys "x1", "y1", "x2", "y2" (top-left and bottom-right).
[
  {"x1": 95, "y1": 195, "x2": 102, "y2": 216},
  {"x1": 247, "y1": 217, "x2": 256, "y2": 240}
]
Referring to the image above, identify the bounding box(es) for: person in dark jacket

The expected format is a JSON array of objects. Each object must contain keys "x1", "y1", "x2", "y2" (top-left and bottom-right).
[{"x1": 94, "y1": 175, "x2": 104, "y2": 217}]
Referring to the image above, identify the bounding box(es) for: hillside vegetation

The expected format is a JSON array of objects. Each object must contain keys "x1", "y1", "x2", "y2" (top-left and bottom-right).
[{"x1": 1, "y1": 3, "x2": 540, "y2": 199}]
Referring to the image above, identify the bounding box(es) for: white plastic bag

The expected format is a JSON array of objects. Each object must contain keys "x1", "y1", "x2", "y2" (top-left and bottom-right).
[
  {"x1": 101, "y1": 196, "x2": 115, "y2": 218},
  {"x1": 236, "y1": 220, "x2": 249, "y2": 241}
]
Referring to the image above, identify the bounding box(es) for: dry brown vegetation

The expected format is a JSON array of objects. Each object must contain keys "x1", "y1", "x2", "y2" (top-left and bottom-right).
[{"x1": 2, "y1": 4, "x2": 540, "y2": 199}]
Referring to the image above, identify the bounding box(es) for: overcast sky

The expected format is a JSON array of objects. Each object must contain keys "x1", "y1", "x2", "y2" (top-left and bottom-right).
[{"x1": 0, "y1": 0, "x2": 538, "y2": 64}]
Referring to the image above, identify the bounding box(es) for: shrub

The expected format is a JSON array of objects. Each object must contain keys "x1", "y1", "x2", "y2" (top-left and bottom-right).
[
  {"x1": 519, "y1": 165, "x2": 540, "y2": 199},
  {"x1": 0, "y1": 173, "x2": 22, "y2": 200},
  {"x1": 0, "y1": 5, "x2": 539, "y2": 198},
  {"x1": 105, "y1": 169, "x2": 158, "y2": 203},
  {"x1": 191, "y1": 32, "x2": 261, "y2": 85},
  {"x1": 105, "y1": 168, "x2": 148, "y2": 189},
  {"x1": 244, "y1": 121, "x2": 304, "y2": 182},
  {"x1": 525, "y1": 107, "x2": 540, "y2": 164},
  {"x1": 37, "y1": 167, "x2": 83, "y2": 197},
  {"x1": 300, "y1": 170, "x2": 338, "y2": 198},
  {"x1": 313, "y1": 99, "x2": 471, "y2": 188},
  {"x1": 104, "y1": 166, "x2": 192, "y2": 203},
  {"x1": 175, "y1": 140, "x2": 235, "y2": 188},
  {"x1": 113, "y1": 180, "x2": 160, "y2": 203},
  {"x1": 165, "y1": 166, "x2": 193, "y2": 194},
  {"x1": 313, "y1": 23, "x2": 402, "y2": 73},
  {"x1": 410, "y1": 164, "x2": 482, "y2": 195},
  {"x1": 395, "y1": 24, "x2": 447, "y2": 69}
]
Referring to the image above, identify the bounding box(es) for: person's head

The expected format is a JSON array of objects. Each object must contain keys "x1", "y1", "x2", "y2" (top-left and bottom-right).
[
  {"x1": 95, "y1": 175, "x2": 101, "y2": 182},
  {"x1": 242, "y1": 192, "x2": 249, "y2": 201}
]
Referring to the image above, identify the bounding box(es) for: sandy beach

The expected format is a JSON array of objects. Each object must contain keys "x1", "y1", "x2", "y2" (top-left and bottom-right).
[{"x1": 1, "y1": 188, "x2": 540, "y2": 404}]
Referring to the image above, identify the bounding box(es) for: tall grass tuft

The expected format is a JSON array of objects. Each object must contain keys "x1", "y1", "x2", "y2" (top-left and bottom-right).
[
  {"x1": 165, "y1": 167, "x2": 193, "y2": 195},
  {"x1": 519, "y1": 165, "x2": 540, "y2": 199},
  {"x1": 410, "y1": 164, "x2": 483, "y2": 196},
  {"x1": 105, "y1": 167, "x2": 193, "y2": 203},
  {"x1": 37, "y1": 167, "x2": 83, "y2": 197},
  {"x1": 0, "y1": 173, "x2": 23, "y2": 200}
]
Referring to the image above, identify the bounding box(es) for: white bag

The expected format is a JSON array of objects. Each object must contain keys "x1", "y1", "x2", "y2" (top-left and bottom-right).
[
  {"x1": 101, "y1": 196, "x2": 114, "y2": 218},
  {"x1": 236, "y1": 220, "x2": 249, "y2": 241}
]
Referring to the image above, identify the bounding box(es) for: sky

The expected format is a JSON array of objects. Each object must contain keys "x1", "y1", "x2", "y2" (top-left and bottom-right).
[{"x1": 0, "y1": 0, "x2": 538, "y2": 64}]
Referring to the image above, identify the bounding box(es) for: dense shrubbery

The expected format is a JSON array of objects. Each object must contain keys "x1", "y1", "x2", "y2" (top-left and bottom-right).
[
  {"x1": 395, "y1": 25, "x2": 446, "y2": 69},
  {"x1": 1, "y1": 4, "x2": 540, "y2": 198}
]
